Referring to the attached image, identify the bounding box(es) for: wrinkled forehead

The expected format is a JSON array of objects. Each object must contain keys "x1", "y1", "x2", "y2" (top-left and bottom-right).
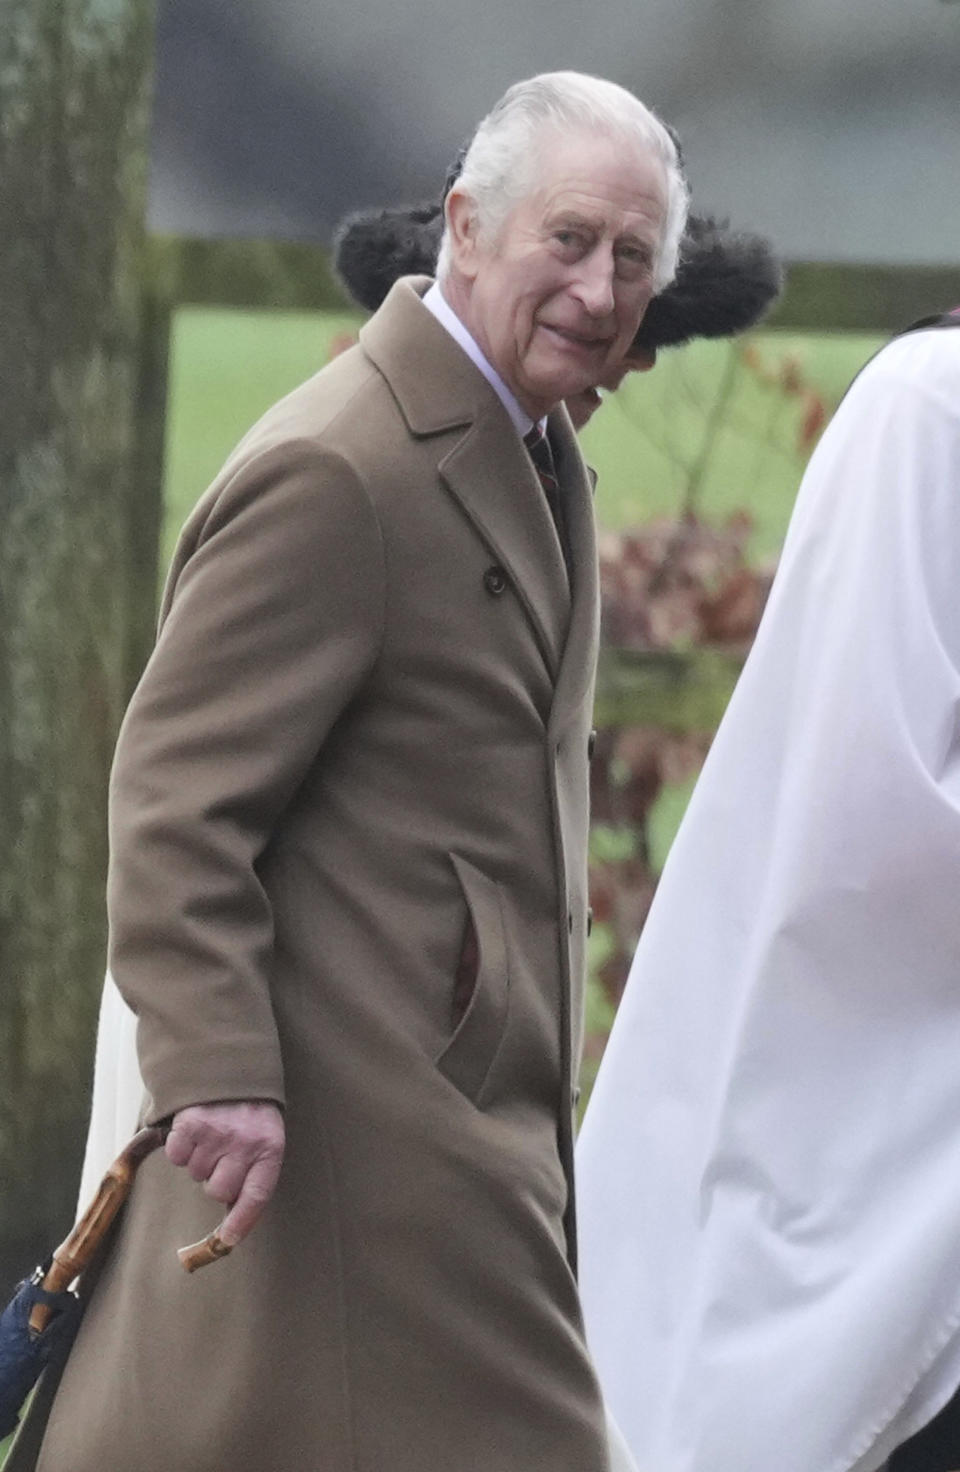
[
  {"x1": 510, "y1": 126, "x2": 667, "y2": 231},
  {"x1": 528, "y1": 122, "x2": 661, "y2": 190}
]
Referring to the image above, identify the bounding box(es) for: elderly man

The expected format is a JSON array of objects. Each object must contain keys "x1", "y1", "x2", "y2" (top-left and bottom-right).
[{"x1": 10, "y1": 72, "x2": 685, "y2": 1472}]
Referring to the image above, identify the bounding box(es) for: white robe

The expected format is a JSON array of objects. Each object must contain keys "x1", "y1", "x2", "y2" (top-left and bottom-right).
[
  {"x1": 576, "y1": 323, "x2": 960, "y2": 1472},
  {"x1": 77, "y1": 971, "x2": 145, "y2": 1206}
]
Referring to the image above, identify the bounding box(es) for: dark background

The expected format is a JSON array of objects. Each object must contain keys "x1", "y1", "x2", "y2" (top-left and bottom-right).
[{"x1": 150, "y1": 0, "x2": 960, "y2": 264}]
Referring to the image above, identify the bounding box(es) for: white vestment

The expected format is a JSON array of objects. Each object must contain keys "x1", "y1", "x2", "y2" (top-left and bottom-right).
[
  {"x1": 77, "y1": 972, "x2": 145, "y2": 1206},
  {"x1": 576, "y1": 324, "x2": 960, "y2": 1472}
]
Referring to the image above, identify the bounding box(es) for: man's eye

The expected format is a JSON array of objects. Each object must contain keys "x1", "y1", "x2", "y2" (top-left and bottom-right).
[
  {"x1": 555, "y1": 230, "x2": 583, "y2": 250},
  {"x1": 616, "y1": 248, "x2": 653, "y2": 280}
]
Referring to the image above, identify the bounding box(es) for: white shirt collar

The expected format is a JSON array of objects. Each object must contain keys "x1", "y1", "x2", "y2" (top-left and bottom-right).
[{"x1": 422, "y1": 282, "x2": 546, "y2": 439}]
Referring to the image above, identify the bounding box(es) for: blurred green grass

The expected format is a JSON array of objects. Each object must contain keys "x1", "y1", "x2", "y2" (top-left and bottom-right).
[
  {"x1": 580, "y1": 327, "x2": 883, "y2": 558},
  {"x1": 163, "y1": 307, "x2": 883, "y2": 562}
]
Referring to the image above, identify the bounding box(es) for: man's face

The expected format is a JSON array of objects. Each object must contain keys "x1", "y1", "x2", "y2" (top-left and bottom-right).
[{"x1": 447, "y1": 129, "x2": 667, "y2": 422}]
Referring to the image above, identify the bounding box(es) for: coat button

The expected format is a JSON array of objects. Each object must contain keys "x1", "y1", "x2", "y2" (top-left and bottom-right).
[
  {"x1": 483, "y1": 565, "x2": 508, "y2": 596},
  {"x1": 587, "y1": 728, "x2": 597, "y2": 762},
  {"x1": 586, "y1": 906, "x2": 594, "y2": 937}
]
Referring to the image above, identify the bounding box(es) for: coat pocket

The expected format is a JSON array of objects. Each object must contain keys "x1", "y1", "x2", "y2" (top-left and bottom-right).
[{"x1": 435, "y1": 854, "x2": 510, "y2": 1104}]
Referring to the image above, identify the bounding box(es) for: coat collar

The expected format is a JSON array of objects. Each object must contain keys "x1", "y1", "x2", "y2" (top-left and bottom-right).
[
  {"x1": 359, "y1": 276, "x2": 481, "y2": 436},
  {"x1": 360, "y1": 278, "x2": 598, "y2": 696}
]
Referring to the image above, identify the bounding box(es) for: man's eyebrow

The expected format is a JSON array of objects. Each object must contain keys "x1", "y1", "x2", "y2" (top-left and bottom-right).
[
  {"x1": 545, "y1": 211, "x2": 656, "y2": 257},
  {"x1": 546, "y1": 209, "x2": 601, "y2": 232}
]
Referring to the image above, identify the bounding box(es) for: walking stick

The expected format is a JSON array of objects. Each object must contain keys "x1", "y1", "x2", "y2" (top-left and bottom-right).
[
  {"x1": 0, "y1": 1124, "x2": 233, "y2": 1439},
  {"x1": 28, "y1": 1125, "x2": 233, "y2": 1333}
]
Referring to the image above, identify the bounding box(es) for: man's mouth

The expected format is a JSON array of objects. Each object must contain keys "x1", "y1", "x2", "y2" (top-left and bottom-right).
[{"x1": 539, "y1": 323, "x2": 610, "y2": 354}]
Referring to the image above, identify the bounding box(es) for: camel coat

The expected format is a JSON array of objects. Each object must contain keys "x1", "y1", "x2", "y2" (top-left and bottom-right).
[{"x1": 13, "y1": 279, "x2": 607, "y2": 1472}]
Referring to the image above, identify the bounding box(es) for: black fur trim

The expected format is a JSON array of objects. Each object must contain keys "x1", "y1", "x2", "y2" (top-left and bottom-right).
[
  {"x1": 332, "y1": 203, "x2": 443, "y2": 313},
  {"x1": 634, "y1": 215, "x2": 783, "y2": 349},
  {"x1": 334, "y1": 204, "x2": 782, "y2": 348}
]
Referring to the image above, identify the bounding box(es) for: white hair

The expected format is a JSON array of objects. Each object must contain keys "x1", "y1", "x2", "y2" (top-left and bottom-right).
[{"x1": 436, "y1": 71, "x2": 689, "y2": 294}]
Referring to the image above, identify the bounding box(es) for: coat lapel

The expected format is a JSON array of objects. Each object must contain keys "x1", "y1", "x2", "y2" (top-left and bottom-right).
[
  {"x1": 438, "y1": 415, "x2": 570, "y2": 678},
  {"x1": 361, "y1": 279, "x2": 570, "y2": 679}
]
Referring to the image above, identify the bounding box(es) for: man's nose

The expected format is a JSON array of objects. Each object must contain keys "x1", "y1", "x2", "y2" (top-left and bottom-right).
[{"x1": 571, "y1": 248, "x2": 616, "y2": 317}]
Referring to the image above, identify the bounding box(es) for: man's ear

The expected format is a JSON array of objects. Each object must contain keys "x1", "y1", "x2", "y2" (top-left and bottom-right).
[{"x1": 445, "y1": 189, "x2": 481, "y2": 280}]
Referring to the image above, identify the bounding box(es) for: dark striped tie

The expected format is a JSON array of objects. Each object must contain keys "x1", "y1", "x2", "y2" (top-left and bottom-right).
[{"x1": 523, "y1": 424, "x2": 572, "y2": 581}]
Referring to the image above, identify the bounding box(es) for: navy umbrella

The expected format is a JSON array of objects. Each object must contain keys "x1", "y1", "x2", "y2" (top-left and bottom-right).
[
  {"x1": 0, "y1": 1274, "x2": 81, "y2": 1441},
  {"x1": 0, "y1": 1124, "x2": 230, "y2": 1442}
]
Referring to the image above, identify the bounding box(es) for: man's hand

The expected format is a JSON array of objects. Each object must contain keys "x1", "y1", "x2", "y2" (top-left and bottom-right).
[{"x1": 165, "y1": 1100, "x2": 285, "y2": 1248}]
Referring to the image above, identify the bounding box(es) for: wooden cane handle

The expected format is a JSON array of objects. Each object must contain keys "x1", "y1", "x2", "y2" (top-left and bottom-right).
[
  {"x1": 177, "y1": 1232, "x2": 233, "y2": 1273},
  {"x1": 31, "y1": 1125, "x2": 235, "y2": 1333},
  {"x1": 31, "y1": 1125, "x2": 168, "y2": 1334}
]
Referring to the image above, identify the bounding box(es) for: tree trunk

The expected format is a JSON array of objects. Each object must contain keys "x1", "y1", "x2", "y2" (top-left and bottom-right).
[{"x1": 0, "y1": 0, "x2": 161, "y2": 1291}]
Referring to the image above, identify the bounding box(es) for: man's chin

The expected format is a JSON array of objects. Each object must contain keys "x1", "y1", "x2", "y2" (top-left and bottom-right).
[
  {"x1": 521, "y1": 358, "x2": 608, "y2": 420},
  {"x1": 566, "y1": 387, "x2": 603, "y2": 431}
]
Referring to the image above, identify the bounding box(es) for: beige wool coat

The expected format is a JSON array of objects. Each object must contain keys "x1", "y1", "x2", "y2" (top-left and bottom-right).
[{"x1": 13, "y1": 279, "x2": 608, "y2": 1472}]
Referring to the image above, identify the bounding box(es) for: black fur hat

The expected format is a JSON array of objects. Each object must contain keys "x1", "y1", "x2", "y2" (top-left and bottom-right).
[
  {"x1": 334, "y1": 202, "x2": 444, "y2": 316},
  {"x1": 333, "y1": 198, "x2": 783, "y2": 352}
]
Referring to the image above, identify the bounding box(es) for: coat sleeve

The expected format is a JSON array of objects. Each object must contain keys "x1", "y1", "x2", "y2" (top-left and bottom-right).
[{"x1": 107, "y1": 439, "x2": 385, "y2": 1122}]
